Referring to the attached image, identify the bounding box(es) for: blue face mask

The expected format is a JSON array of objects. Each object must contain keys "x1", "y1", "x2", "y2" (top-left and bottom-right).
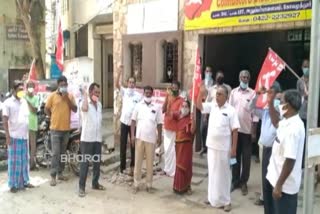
[
  {"x1": 240, "y1": 81, "x2": 248, "y2": 89},
  {"x1": 273, "y1": 99, "x2": 280, "y2": 109},
  {"x1": 205, "y1": 72, "x2": 212, "y2": 80},
  {"x1": 302, "y1": 68, "x2": 309, "y2": 76}
]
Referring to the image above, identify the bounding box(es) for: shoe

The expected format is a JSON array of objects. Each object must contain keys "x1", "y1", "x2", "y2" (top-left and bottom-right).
[
  {"x1": 224, "y1": 204, "x2": 232, "y2": 212},
  {"x1": 78, "y1": 189, "x2": 86, "y2": 197},
  {"x1": 10, "y1": 187, "x2": 18, "y2": 193},
  {"x1": 50, "y1": 177, "x2": 57, "y2": 186},
  {"x1": 57, "y1": 175, "x2": 69, "y2": 181},
  {"x1": 92, "y1": 183, "x2": 106, "y2": 191},
  {"x1": 204, "y1": 200, "x2": 210, "y2": 205},
  {"x1": 254, "y1": 198, "x2": 264, "y2": 206},
  {"x1": 24, "y1": 183, "x2": 35, "y2": 188},
  {"x1": 241, "y1": 184, "x2": 248, "y2": 196}
]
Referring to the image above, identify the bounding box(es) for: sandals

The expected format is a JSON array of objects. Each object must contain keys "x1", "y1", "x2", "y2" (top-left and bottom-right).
[
  {"x1": 24, "y1": 183, "x2": 35, "y2": 188},
  {"x1": 92, "y1": 184, "x2": 106, "y2": 191},
  {"x1": 50, "y1": 178, "x2": 57, "y2": 186},
  {"x1": 79, "y1": 189, "x2": 86, "y2": 197},
  {"x1": 10, "y1": 187, "x2": 18, "y2": 193},
  {"x1": 57, "y1": 175, "x2": 69, "y2": 181}
]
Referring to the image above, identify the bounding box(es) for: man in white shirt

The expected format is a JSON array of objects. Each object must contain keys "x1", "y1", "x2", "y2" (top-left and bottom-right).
[
  {"x1": 265, "y1": 89, "x2": 305, "y2": 214},
  {"x1": 197, "y1": 84, "x2": 240, "y2": 212},
  {"x1": 131, "y1": 85, "x2": 162, "y2": 194},
  {"x1": 78, "y1": 83, "x2": 105, "y2": 197},
  {"x1": 115, "y1": 65, "x2": 142, "y2": 175},
  {"x1": 2, "y1": 81, "x2": 34, "y2": 193}
]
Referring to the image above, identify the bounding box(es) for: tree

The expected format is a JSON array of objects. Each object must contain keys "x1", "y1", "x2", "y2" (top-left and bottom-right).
[{"x1": 16, "y1": 0, "x2": 45, "y2": 79}]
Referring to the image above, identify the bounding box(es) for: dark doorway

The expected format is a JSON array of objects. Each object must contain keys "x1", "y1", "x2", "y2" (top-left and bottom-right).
[{"x1": 203, "y1": 29, "x2": 310, "y2": 90}]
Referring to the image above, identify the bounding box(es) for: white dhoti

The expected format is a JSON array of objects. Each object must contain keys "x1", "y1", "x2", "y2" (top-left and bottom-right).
[
  {"x1": 207, "y1": 148, "x2": 231, "y2": 207},
  {"x1": 163, "y1": 129, "x2": 176, "y2": 177}
]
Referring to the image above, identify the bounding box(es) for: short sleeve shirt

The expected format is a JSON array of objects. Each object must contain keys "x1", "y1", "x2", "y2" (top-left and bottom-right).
[
  {"x1": 131, "y1": 101, "x2": 162, "y2": 144},
  {"x1": 266, "y1": 115, "x2": 305, "y2": 194},
  {"x1": 25, "y1": 95, "x2": 40, "y2": 131},
  {"x1": 45, "y1": 91, "x2": 76, "y2": 131},
  {"x1": 202, "y1": 102, "x2": 240, "y2": 151},
  {"x1": 120, "y1": 87, "x2": 142, "y2": 126}
]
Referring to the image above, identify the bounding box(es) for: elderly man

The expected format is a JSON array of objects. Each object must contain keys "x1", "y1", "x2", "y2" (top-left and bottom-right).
[
  {"x1": 229, "y1": 70, "x2": 258, "y2": 195},
  {"x1": 131, "y1": 85, "x2": 162, "y2": 194},
  {"x1": 162, "y1": 81, "x2": 184, "y2": 177},
  {"x1": 115, "y1": 66, "x2": 142, "y2": 176},
  {"x1": 197, "y1": 84, "x2": 240, "y2": 212},
  {"x1": 250, "y1": 82, "x2": 281, "y2": 209},
  {"x1": 2, "y1": 81, "x2": 34, "y2": 193},
  {"x1": 265, "y1": 89, "x2": 305, "y2": 214}
]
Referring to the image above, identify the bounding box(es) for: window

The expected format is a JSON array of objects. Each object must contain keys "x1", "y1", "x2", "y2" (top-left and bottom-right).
[
  {"x1": 75, "y1": 25, "x2": 88, "y2": 57},
  {"x1": 162, "y1": 40, "x2": 178, "y2": 83},
  {"x1": 129, "y1": 43, "x2": 143, "y2": 82}
]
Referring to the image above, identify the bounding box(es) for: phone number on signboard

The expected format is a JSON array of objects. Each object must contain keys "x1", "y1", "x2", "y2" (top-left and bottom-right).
[{"x1": 239, "y1": 12, "x2": 300, "y2": 23}]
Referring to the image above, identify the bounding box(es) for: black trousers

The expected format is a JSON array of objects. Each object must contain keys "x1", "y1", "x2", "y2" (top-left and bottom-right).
[
  {"x1": 120, "y1": 123, "x2": 135, "y2": 173},
  {"x1": 264, "y1": 180, "x2": 298, "y2": 214},
  {"x1": 200, "y1": 114, "x2": 209, "y2": 152},
  {"x1": 79, "y1": 141, "x2": 101, "y2": 190},
  {"x1": 262, "y1": 146, "x2": 273, "y2": 213},
  {"x1": 232, "y1": 132, "x2": 252, "y2": 186}
]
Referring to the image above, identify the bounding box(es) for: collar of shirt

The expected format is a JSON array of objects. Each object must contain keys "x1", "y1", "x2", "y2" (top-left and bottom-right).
[
  {"x1": 213, "y1": 102, "x2": 228, "y2": 109},
  {"x1": 236, "y1": 86, "x2": 251, "y2": 93},
  {"x1": 280, "y1": 114, "x2": 300, "y2": 126},
  {"x1": 141, "y1": 101, "x2": 154, "y2": 107}
]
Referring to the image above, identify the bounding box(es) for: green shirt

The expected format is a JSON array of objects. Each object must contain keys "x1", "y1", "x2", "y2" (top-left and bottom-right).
[{"x1": 25, "y1": 95, "x2": 39, "y2": 131}]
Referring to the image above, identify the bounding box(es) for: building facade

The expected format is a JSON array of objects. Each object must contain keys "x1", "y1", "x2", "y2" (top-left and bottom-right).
[{"x1": 0, "y1": 0, "x2": 46, "y2": 93}]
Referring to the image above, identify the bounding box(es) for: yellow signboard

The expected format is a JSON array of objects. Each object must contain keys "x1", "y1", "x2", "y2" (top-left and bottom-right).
[{"x1": 184, "y1": 0, "x2": 312, "y2": 30}]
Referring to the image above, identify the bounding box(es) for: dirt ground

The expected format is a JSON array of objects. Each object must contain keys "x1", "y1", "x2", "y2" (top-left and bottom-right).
[{"x1": 0, "y1": 161, "x2": 319, "y2": 214}]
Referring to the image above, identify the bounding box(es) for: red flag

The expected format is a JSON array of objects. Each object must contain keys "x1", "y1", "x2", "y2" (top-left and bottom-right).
[
  {"x1": 189, "y1": 48, "x2": 202, "y2": 102},
  {"x1": 56, "y1": 19, "x2": 64, "y2": 71},
  {"x1": 255, "y1": 49, "x2": 286, "y2": 108},
  {"x1": 28, "y1": 59, "x2": 37, "y2": 81}
]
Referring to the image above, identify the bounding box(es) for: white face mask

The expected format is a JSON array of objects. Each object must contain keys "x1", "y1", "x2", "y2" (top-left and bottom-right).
[
  {"x1": 27, "y1": 87, "x2": 34, "y2": 93},
  {"x1": 144, "y1": 97, "x2": 152, "y2": 103},
  {"x1": 180, "y1": 107, "x2": 190, "y2": 117},
  {"x1": 279, "y1": 103, "x2": 288, "y2": 118}
]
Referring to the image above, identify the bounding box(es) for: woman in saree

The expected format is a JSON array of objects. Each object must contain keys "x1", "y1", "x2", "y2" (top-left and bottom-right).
[{"x1": 173, "y1": 100, "x2": 196, "y2": 195}]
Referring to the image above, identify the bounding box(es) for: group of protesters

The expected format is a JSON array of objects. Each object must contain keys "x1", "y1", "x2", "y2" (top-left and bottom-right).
[{"x1": 1, "y1": 58, "x2": 319, "y2": 214}]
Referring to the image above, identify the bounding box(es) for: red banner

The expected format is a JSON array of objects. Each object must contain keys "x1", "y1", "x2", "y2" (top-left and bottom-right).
[
  {"x1": 56, "y1": 19, "x2": 64, "y2": 71},
  {"x1": 189, "y1": 48, "x2": 202, "y2": 102},
  {"x1": 255, "y1": 49, "x2": 286, "y2": 108}
]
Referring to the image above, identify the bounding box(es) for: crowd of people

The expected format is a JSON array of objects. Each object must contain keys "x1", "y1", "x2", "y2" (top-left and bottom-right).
[{"x1": 1, "y1": 58, "x2": 319, "y2": 214}]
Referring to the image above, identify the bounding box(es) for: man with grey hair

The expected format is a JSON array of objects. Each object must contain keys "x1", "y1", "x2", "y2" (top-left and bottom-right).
[
  {"x1": 250, "y1": 81, "x2": 282, "y2": 210},
  {"x1": 266, "y1": 89, "x2": 305, "y2": 214},
  {"x1": 197, "y1": 83, "x2": 240, "y2": 212},
  {"x1": 229, "y1": 70, "x2": 258, "y2": 195}
]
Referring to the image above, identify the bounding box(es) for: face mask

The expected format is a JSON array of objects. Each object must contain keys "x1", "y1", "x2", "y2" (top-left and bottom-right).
[
  {"x1": 205, "y1": 72, "x2": 212, "y2": 79},
  {"x1": 216, "y1": 77, "x2": 224, "y2": 85},
  {"x1": 279, "y1": 103, "x2": 288, "y2": 118},
  {"x1": 240, "y1": 81, "x2": 248, "y2": 89},
  {"x1": 91, "y1": 95, "x2": 99, "y2": 102},
  {"x1": 180, "y1": 107, "x2": 190, "y2": 117},
  {"x1": 27, "y1": 87, "x2": 34, "y2": 93},
  {"x1": 59, "y1": 87, "x2": 68, "y2": 94},
  {"x1": 171, "y1": 90, "x2": 179, "y2": 97},
  {"x1": 273, "y1": 99, "x2": 280, "y2": 109},
  {"x1": 16, "y1": 91, "x2": 24, "y2": 99},
  {"x1": 144, "y1": 97, "x2": 152, "y2": 103},
  {"x1": 302, "y1": 68, "x2": 309, "y2": 76}
]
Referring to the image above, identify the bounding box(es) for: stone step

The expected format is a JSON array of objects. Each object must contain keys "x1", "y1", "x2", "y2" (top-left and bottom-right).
[
  {"x1": 191, "y1": 175, "x2": 206, "y2": 186},
  {"x1": 192, "y1": 166, "x2": 208, "y2": 177},
  {"x1": 100, "y1": 161, "x2": 121, "y2": 174},
  {"x1": 101, "y1": 152, "x2": 120, "y2": 166},
  {"x1": 192, "y1": 156, "x2": 207, "y2": 169}
]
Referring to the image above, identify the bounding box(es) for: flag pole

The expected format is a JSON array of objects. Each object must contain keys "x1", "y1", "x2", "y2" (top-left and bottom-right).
[
  {"x1": 268, "y1": 47, "x2": 301, "y2": 80},
  {"x1": 303, "y1": 0, "x2": 320, "y2": 213}
]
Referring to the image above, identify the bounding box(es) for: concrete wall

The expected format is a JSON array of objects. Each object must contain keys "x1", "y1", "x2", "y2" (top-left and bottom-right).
[{"x1": 0, "y1": 0, "x2": 45, "y2": 92}]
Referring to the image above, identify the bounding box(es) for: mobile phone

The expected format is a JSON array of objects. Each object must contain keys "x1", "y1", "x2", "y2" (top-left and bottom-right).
[{"x1": 230, "y1": 158, "x2": 237, "y2": 166}]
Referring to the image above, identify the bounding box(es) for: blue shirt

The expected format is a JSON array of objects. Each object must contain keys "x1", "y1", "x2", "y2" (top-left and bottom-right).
[{"x1": 253, "y1": 109, "x2": 277, "y2": 147}]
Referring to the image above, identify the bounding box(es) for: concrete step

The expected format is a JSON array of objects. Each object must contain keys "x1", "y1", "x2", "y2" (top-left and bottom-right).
[
  {"x1": 191, "y1": 175, "x2": 206, "y2": 186},
  {"x1": 192, "y1": 155, "x2": 207, "y2": 169},
  {"x1": 100, "y1": 161, "x2": 120, "y2": 174},
  {"x1": 101, "y1": 152, "x2": 120, "y2": 166},
  {"x1": 192, "y1": 166, "x2": 208, "y2": 177}
]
